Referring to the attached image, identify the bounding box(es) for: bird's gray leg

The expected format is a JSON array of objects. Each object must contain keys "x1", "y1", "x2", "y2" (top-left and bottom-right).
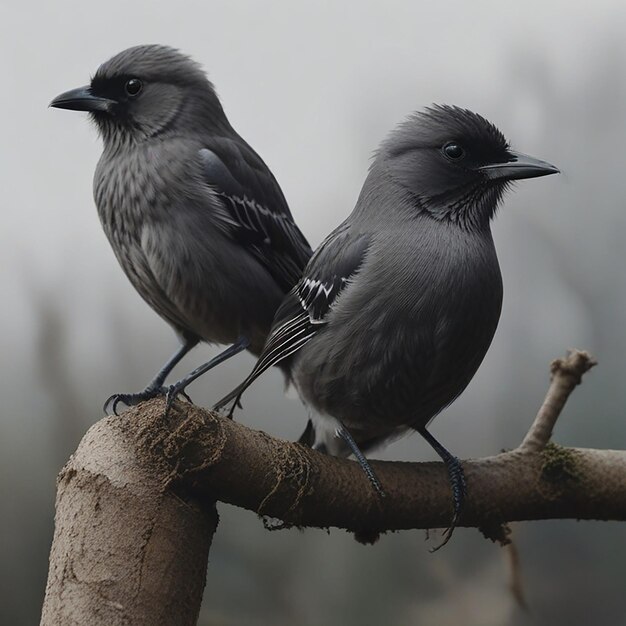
[
  {"x1": 165, "y1": 336, "x2": 250, "y2": 413},
  {"x1": 417, "y1": 427, "x2": 467, "y2": 550},
  {"x1": 104, "y1": 338, "x2": 199, "y2": 415},
  {"x1": 145, "y1": 338, "x2": 199, "y2": 390},
  {"x1": 336, "y1": 424, "x2": 386, "y2": 497}
]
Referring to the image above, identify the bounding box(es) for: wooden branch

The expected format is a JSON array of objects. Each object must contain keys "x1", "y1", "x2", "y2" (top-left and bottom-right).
[
  {"x1": 41, "y1": 349, "x2": 615, "y2": 625},
  {"x1": 159, "y1": 406, "x2": 626, "y2": 534},
  {"x1": 520, "y1": 350, "x2": 597, "y2": 452},
  {"x1": 40, "y1": 413, "x2": 218, "y2": 626}
]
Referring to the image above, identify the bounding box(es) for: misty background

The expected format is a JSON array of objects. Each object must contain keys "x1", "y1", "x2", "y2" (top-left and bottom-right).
[{"x1": 2, "y1": 1, "x2": 626, "y2": 624}]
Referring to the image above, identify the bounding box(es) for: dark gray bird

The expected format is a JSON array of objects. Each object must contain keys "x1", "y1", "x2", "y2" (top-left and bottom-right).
[
  {"x1": 50, "y1": 45, "x2": 312, "y2": 413},
  {"x1": 216, "y1": 105, "x2": 559, "y2": 544}
]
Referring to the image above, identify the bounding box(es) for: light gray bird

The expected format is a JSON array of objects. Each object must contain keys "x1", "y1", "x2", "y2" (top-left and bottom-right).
[
  {"x1": 50, "y1": 45, "x2": 312, "y2": 413},
  {"x1": 216, "y1": 105, "x2": 559, "y2": 544}
]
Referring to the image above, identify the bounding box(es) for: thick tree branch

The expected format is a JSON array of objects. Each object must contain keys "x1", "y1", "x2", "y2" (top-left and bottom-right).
[
  {"x1": 160, "y1": 408, "x2": 625, "y2": 534},
  {"x1": 42, "y1": 349, "x2": 618, "y2": 625},
  {"x1": 40, "y1": 413, "x2": 218, "y2": 626}
]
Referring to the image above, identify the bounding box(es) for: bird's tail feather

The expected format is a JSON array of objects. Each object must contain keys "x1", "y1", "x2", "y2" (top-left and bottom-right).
[{"x1": 212, "y1": 384, "x2": 244, "y2": 416}]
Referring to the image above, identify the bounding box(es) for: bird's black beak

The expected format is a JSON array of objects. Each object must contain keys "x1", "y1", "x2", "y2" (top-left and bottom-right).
[
  {"x1": 49, "y1": 85, "x2": 115, "y2": 112},
  {"x1": 479, "y1": 151, "x2": 559, "y2": 181}
]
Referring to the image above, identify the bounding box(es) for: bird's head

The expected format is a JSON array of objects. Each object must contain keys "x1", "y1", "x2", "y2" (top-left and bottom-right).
[
  {"x1": 380, "y1": 105, "x2": 559, "y2": 229},
  {"x1": 50, "y1": 45, "x2": 227, "y2": 146}
]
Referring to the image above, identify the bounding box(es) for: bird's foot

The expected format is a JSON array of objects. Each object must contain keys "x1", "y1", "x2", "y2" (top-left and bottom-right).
[
  {"x1": 164, "y1": 337, "x2": 251, "y2": 417},
  {"x1": 104, "y1": 385, "x2": 171, "y2": 415},
  {"x1": 164, "y1": 382, "x2": 193, "y2": 416},
  {"x1": 430, "y1": 455, "x2": 467, "y2": 552}
]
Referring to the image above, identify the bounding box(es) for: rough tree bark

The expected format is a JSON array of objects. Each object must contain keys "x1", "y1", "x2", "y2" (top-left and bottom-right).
[
  {"x1": 41, "y1": 350, "x2": 623, "y2": 626},
  {"x1": 39, "y1": 410, "x2": 218, "y2": 626}
]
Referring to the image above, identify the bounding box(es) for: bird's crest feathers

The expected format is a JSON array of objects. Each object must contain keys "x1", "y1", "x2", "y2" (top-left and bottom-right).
[
  {"x1": 92, "y1": 44, "x2": 208, "y2": 88},
  {"x1": 381, "y1": 104, "x2": 509, "y2": 157}
]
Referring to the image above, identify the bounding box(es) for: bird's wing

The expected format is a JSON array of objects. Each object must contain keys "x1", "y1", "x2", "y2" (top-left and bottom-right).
[
  {"x1": 199, "y1": 140, "x2": 312, "y2": 291},
  {"x1": 213, "y1": 226, "x2": 371, "y2": 411}
]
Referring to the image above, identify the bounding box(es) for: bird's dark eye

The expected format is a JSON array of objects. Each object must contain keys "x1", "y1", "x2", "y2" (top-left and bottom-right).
[
  {"x1": 125, "y1": 78, "x2": 143, "y2": 97},
  {"x1": 442, "y1": 142, "x2": 465, "y2": 161}
]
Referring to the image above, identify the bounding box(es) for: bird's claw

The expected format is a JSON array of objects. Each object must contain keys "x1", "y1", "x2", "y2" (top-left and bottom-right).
[
  {"x1": 429, "y1": 513, "x2": 459, "y2": 553},
  {"x1": 103, "y1": 386, "x2": 168, "y2": 415},
  {"x1": 163, "y1": 384, "x2": 193, "y2": 416},
  {"x1": 429, "y1": 456, "x2": 467, "y2": 552}
]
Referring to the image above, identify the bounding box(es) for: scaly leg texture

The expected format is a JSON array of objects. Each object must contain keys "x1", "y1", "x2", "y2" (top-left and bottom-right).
[
  {"x1": 336, "y1": 423, "x2": 386, "y2": 497},
  {"x1": 417, "y1": 426, "x2": 467, "y2": 550}
]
